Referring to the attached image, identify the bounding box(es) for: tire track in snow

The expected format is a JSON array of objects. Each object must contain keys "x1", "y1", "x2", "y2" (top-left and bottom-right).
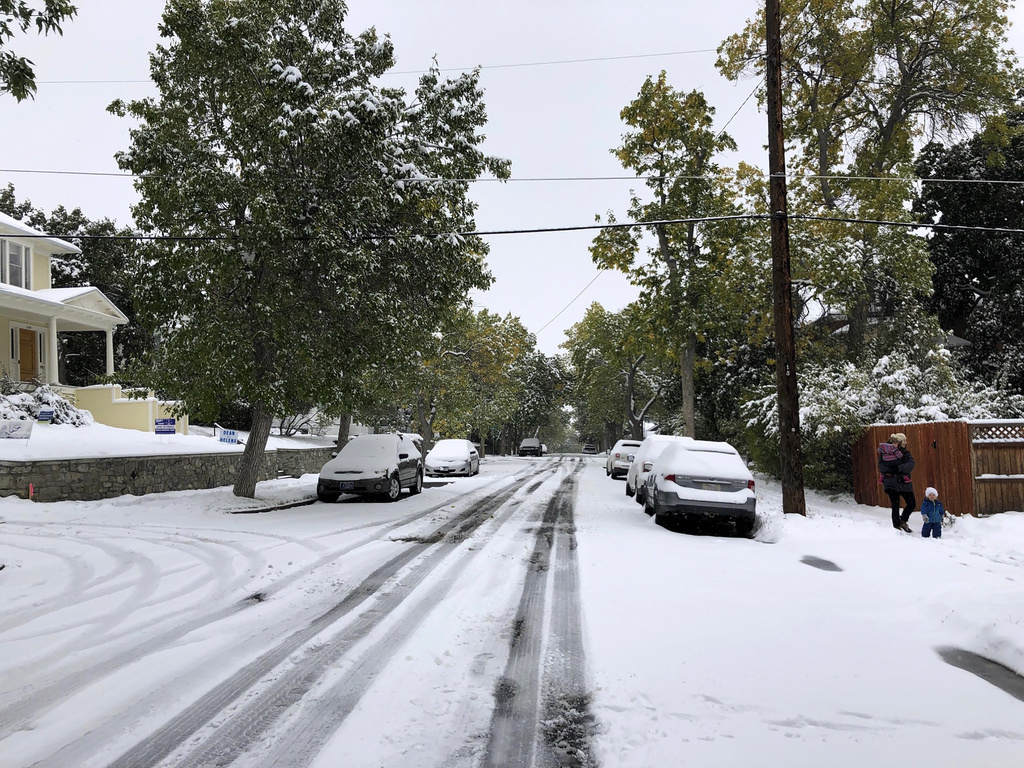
[
  {"x1": 0, "y1": 473, "x2": 532, "y2": 744},
  {"x1": 85, "y1": 470, "x2": 551, "y2": 768},
  {"x1": 484, "y1": 458, "x2": 595, "y2": 768},
  {"x1": 197, "y1": 469, "x2": 568, "y2": 768}
]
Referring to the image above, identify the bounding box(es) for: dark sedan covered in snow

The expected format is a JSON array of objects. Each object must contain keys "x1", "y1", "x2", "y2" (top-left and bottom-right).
[{"x1": 317, "y1": 433, "x2": 423, "y2": 502}]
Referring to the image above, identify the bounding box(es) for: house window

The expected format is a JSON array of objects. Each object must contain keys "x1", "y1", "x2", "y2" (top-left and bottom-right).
[{"x1": 1, "y1": 239, "x2": 31, "y2": 289}]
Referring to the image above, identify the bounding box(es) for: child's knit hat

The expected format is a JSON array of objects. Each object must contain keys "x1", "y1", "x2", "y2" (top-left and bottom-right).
[{"x1": 925, "y1": 486, "x2": 938, "y2": 498}]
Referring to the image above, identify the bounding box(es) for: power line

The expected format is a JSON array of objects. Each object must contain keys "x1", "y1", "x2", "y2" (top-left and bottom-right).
[
  {"x1": 9, "y1": 213, "x2": 1024, "y2": 243},
  {"x1": 35, "y1": 48, "x2": 721, "y2": 86},
  {"x1": 535, "y1": 270, "x2": 607, "y2": 335},
  {"x1": 5, "y1": 166, "x2": 1024, "y2": 188}
]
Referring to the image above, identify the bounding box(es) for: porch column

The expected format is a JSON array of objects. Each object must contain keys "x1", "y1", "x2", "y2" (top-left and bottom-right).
[
  {"x1": 106, "y1": 327, "x2": 115, "y2": 376},
  {"x1": 48, "y1": 316, "x2": 59, "y2": 384}
]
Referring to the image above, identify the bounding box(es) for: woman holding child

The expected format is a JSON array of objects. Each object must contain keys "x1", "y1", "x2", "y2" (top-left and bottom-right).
[{"x1": 877, "y1": 432, "x2": 915, "y2": 533}]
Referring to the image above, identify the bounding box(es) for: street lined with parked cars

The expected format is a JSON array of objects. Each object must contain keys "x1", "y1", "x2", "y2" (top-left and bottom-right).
[{"x1": 594, "y1": 433, "x2": 757, "y2": 537}]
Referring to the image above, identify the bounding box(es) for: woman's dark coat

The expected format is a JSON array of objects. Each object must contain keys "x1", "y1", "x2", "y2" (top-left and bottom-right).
[{"x1": 878, "y1": 446, "x2": 914, "y2": 493}]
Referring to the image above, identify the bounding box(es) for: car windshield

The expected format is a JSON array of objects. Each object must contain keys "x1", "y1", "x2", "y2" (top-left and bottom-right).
[
  {"x1": 429, "y1": 440, "x2": 469, "y2": 459},
  {"x1": 340, "y1": 435, "x2": 396, "y2": 459}
]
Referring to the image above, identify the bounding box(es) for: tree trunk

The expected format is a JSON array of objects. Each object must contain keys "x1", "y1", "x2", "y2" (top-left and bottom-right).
[
  {"x1": 233, "y1": 402, "x2": 273, "y2": 498},
  {"x1": 335, "y1": 412, "x2": 352, "y2": 446},
  {"x1": 679, "y1": 333, "x2": 696, "y2": 437}
]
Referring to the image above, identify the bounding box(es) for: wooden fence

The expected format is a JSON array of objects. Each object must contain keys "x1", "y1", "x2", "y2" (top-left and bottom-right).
[{"x1": 852, "y1": 420, "x2": 1024, "y2": 517}]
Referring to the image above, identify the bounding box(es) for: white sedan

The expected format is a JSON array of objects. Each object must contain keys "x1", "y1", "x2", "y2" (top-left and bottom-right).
[
  {"x1": 643, "y1": 439, "x2": 756, "y2": 535},
  {"x1": 424, "y1": 439, "x2": 480, "y2": 477}
]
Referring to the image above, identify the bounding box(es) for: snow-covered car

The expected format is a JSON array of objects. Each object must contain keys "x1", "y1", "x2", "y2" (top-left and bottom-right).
[
  {"x1": 317, "y1": 433, "x2": 423, "y2": 503},
  {"x1": 624, "y1": 434, "x2": 691, "y2": 504},
  {"x1": 605, "y1": 438, "x2": 642, "y2": 478},
  {"x1": 582, "y1": 443, "x2": 599, "y2": 454},
  {"x1": 424, "y1": 438, "x2": 480, "y2": 477},
  {"x1": 643, "y1": 440, "x2": 756, "y2": 534},
  {"x1": 518, "y1": 437, "x2": 543, "y2": 457}
]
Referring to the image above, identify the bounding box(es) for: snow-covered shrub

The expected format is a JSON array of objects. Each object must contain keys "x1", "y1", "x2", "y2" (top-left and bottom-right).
[
  {"x1": 743, "y1": 349, "x2": 1024, "y2": 491},
  {"x1": 0, "y1": 386, "x2": 94, "y2": 426}
]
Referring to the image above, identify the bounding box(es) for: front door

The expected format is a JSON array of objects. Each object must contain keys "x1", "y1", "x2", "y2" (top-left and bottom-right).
[{"x1": 19, "y1": 328, "x2": 37, "y2": 380}]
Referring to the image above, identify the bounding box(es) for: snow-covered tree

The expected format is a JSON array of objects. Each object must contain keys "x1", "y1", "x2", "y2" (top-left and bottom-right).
[
  {"x1": 744, "y1": 347, "x2": 1024, "y2": 488},
  {"x1": 110, "y1": 0, "x2": 508, "y2": 497}
]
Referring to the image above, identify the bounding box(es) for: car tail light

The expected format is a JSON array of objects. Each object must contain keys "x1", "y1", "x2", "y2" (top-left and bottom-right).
[
  {"x1": 664, "y1": 473, "x2": 676, "y2": 483},
  {"x1": 748, "y1": 479, "x2": 755, "y2": 490}
]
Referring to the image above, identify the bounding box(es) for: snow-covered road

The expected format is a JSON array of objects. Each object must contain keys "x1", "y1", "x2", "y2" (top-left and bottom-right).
[{"x1": 2, "y1": 455, "x2": 1023, "y2": 767}]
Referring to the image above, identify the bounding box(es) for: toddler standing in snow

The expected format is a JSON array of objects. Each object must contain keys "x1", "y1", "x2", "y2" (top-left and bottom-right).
[{"x1": 920, "y1": 487, "x2": 945, "y2": 538}]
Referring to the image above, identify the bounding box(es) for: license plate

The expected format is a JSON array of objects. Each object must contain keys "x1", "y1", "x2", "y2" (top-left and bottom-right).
[
  {"x1": 701, "y1": 482, "x2": 722, "y2": 491},
  {"x1": 441, "y1": 466, "x2": 450, "y2": 472},
  {"x1": 340, "y1": 482, "x2": 354, "y2": 490}
]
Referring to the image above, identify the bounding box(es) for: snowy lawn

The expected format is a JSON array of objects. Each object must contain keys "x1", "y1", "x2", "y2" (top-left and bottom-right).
[{"x1": 1, "y1": 446, "x2": 1023, "y2": 767}]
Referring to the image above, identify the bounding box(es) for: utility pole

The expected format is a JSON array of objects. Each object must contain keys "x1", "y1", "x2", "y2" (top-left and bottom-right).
[{"x1": 765, "y1": 0, "x2": 807, "y2": 516}]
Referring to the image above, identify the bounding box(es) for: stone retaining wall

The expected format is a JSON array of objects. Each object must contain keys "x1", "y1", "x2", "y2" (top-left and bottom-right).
[{"x1": 0, "y1": 446, "x2": 336, "y2": 503}]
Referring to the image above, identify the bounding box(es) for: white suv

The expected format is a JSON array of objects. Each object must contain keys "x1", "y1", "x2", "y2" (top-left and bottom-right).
[
  {"x1": 605, "y1": 439, "x2": 642, "y2": 479},
  {"x1": 624, "y1": 434, "x2": 691, "y2": 505}
]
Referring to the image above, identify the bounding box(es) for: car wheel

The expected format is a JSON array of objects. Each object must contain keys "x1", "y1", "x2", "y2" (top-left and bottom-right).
[
  {"x1": 625, "y1": 481, "x2": 634, "y2": 497},
  {"x1": 317, "y1": 488, "x2": 339, "y2": 503},
  {"x1": 409, "y1": 470, "x2": 423, "y2": 495},
  {"x1": 383, "y1": 473, "x2": 402, "y2": 502}
]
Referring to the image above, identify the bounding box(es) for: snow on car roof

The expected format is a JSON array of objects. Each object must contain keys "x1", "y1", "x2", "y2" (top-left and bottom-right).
[
  {"x1": 340, "y1": 433, "x2": 397, "y2": 458},
  {"x1": 655, "y1": 441, "x2": 751, "y2": 478}
]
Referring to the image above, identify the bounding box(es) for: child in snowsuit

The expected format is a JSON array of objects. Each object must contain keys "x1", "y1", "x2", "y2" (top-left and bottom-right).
[{"x1": 920, "y1": 486, "x2": 945, "y2": 538}]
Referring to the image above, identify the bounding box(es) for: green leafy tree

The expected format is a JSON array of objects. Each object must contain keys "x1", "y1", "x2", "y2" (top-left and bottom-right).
[
  {"x1": 718, "y1": 0, "x2": 1021, "y2": 361},
  {"x1": 562, "y1": 301, "x2": 673, "y2": 445},
  {"x1": 110, "y1": 0, "x2": 508, "y2": 497},
  {"x1": 591, "y1": 73, "x2": 747, "y2": 436},
  {"x1": 915, "y1": 106, "x2": 1024, "y2": 394},
  {"x1": 0, "y1": 0, "x2": 75, "y2": 101}
]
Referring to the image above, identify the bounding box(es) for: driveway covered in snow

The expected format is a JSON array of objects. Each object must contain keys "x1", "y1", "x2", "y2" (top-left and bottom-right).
[{"x1": 1, "y1": 455, "x2": 1023, "y2": 767}]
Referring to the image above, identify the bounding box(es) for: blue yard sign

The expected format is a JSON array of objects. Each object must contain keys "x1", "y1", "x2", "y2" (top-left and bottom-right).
[
  {"x1": 37, "y1": 408, "x2": 54, "y2": 423},
  {"x1": 219, "y1": 429, "x2": 238, "y2": 444},
  {"x1": 155, "y1": 418, "x2": 176, "y2": 435}
]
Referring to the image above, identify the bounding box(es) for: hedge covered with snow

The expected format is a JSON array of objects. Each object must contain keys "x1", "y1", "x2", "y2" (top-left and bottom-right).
[{"x1": 0, "y1": 386, "x2": 94, "y2": 426}]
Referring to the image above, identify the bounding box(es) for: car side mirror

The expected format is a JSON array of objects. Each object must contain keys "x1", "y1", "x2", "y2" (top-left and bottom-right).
[
  {"x1": 643, "y1": 461, "x2": 653, "y2": 472},
  {"x1": 330, "y1": 452, "x2": 337, "y2": 458},
  {"x1": 399, "y1": 452, "x2": 409, "y2": 459}
]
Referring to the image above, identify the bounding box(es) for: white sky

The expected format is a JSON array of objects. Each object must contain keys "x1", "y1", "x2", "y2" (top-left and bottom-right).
[
  {"x1": 2, "y1": 426, "x2": 1024, "y2": 766},
  {"x1": 2, "y1": 1, "x2": 1023, "y2": 355}
]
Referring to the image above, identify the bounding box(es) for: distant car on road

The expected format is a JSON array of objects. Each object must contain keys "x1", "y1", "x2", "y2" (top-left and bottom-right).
[
  {"x1": 518, "y1": 437, "x2": 544, "y2": 457},
  {"x1": 317, "y1": 433, "x2": 423, "y2": 503},
  {"x1": 643, "y1": 440, "x2": 756, "y2": 535},
  {"x1": 605, "y1": 438, "x2": 642, "y2": 478},
  {"x1": 582, "y1": 444, "x2": 599, "y2": 454},
  {"x1": 425, "y1": 438, "x2": 480, "y2": 477}
]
